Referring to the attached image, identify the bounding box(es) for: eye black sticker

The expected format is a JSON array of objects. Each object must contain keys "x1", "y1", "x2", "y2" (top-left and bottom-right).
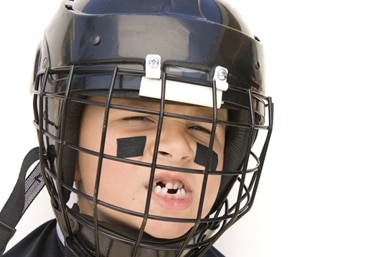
[
  {"x1": 194, "y1": 143, "x2": 218, "y2": 171},
  {"x1": 117, "y1": 136, "x2": 146, "y2": 158},
  {"x1": 117, "y1": 137, "x2": 218, "y2": 171}
]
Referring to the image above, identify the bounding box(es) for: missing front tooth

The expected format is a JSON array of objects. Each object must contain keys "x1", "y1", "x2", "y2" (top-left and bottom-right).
[{"x1": 156, "y1": 182, "x2": 178, "y2": 194}]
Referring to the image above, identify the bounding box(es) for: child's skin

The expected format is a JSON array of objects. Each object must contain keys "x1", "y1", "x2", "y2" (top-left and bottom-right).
[{"x1": 75, "y1": 97, "x2": 227, "y2": 239}]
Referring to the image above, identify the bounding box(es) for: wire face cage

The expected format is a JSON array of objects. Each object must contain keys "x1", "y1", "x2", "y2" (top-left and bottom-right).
[{"x1": 33, "y1": 60, "x2": 273, "y2": 257}]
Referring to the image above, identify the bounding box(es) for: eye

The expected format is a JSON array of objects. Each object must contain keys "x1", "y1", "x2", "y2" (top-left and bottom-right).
[
  {"x1": 123, "y1": 116, "x2": 155, "y2": 122},
  {"x1": 124, "y1": 116, "x2": 149, "y2": 121},
  {"x1": 120, "y1": 116, "x2": 157, "y2": 130},
  {"x1": 188, "y1": 124, "x2": 211, "y2": 135},
  {"x1": 123, "y1": 116, "x2": 155, "y2": 126}
]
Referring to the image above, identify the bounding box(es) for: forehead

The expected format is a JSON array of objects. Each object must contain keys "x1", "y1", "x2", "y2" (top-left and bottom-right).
[{"x1": 91, "y1": 96, "x2": 227, "y2": 120}]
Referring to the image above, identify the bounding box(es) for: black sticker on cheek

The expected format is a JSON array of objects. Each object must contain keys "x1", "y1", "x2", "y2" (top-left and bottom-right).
[
  {"x1": 117, "y1": 136, "x2": 146, "y2": 158},
  {"x1": 194, "y1": 143, "x2": 218, "y2": 171}
]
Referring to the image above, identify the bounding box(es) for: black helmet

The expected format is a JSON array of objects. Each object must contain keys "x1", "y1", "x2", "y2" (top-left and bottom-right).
[{"x1": 32, "y1": 0, "x2": 273, "y2": 256}]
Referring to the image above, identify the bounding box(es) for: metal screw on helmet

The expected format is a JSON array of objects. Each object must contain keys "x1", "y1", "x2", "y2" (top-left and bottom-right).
[
  {"x1": 145, "y1": 54, "x2": 161, "y2": 79},
  {"x1": 90, "y1": 34, "x2": 101, "y2": 46},
  {"x1": 217, "y1": 68, "x2": 228, "y2": 81},
  {"x1": 148, "y1": 56, "x2": 160, "y2": 68}
]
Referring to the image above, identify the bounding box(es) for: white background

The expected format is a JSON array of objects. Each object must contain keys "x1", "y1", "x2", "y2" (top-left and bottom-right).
[{"x1": 1, "y1": 0, "x2": 374, "y2": 256}]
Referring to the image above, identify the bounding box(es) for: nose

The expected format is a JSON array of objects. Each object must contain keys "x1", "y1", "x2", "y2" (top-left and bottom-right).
[{"x1": 153, "y1": 119, "x2": 195, "y2": 164}]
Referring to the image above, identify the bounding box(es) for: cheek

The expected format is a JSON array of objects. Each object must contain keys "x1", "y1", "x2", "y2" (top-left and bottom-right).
[
  {"x1": 98, "y1": 161, "x2": 134, "y2": 200},
  {"x1": 76, "y1": 152, "x2": 97, "y2": 197},
  {"x1": 201, "y1": 174, "x2": 221, "y2": 216},
  {"x1": 215, "y1": 142, "x2": 225, "y2": 171},
  {"x1": 200, "y1": 145, "x2": 224, "y2": 215},
  {"x1": 76, "y1": 129, "x2": 126, "y2": 193},
  {"x1": 213, "y1": 128, "x2": 226, "y2": 171},
  {"x1": 78, "y1": 154, "x2": 141, "y2": 203}
]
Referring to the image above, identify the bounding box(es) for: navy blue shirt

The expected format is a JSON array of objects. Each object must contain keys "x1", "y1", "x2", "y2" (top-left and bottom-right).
[
  {"x1": 3, "y1": 220, "x2": 225, "y2": 257},
  {"x1": 3, "y1": 220, "x2": 64, "y2": 257}
]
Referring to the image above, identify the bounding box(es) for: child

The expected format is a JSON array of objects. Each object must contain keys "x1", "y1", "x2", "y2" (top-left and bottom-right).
[{"x1": 0, "y1": 0, "x2": 273, "y2": 256}]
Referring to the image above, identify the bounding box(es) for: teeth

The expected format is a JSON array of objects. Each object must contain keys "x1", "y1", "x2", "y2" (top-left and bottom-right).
[
  {"x1": 154, "y1": 185, "x2": 162, "y2": 193},
  {"x1": 161, "y1": 187, "x2": 168, "y2": 195},
  {"x1": 165, "y1": 182, "x2": 183, "y2": 190},
  {"x1": 177, "y1": 188, "x2": 186, "y2": 198},
  {"x1": 166, "y1": 182, "x2": 173, "y2": 189},
  {"x1": 153, "y1": 182, "x2": 186, "y2": 198}
]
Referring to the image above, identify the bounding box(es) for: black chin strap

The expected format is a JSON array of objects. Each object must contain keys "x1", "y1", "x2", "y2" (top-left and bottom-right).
[{"x1": 0, "y1": 147, "x2": 44, "y2": 255}]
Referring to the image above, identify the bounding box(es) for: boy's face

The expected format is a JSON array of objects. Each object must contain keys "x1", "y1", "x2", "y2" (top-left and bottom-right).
[{"x1": 75, "y1": 96, "x2": 227, "y2": 239}]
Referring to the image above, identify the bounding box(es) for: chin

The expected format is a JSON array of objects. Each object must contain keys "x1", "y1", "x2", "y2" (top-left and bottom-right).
[
  {"x1": 96, "y1": 207, "x2": 196, "y2": 239},
  {"x1": 145, "y1": 220, "x2": 194, "y2": 239}
]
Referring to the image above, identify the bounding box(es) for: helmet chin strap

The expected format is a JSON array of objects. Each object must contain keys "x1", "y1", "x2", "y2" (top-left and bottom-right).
[
  {"x1": 60, "y1": 204, "x2": 211, "y2": 257},
  {"x1": 0, "y1": 147, "x2": 43, "y2": 255}
]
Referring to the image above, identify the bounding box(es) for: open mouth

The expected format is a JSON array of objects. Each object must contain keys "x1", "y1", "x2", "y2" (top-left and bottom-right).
[
  {"x1": 153, "y1": 181, "x2": 186, "y2": 199},
  {"x1": 149, "y1": 174, "x2": 193, "y2": 210}
]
